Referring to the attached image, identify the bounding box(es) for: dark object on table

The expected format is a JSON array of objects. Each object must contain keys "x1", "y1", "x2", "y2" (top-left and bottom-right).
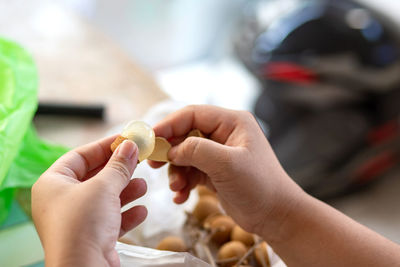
[
  {"x1": 36, "y1": 102, "x2": 105, "y2": 120},
  {"x1": 235, "y1": 0, "x2": 400, "y2": 199}
]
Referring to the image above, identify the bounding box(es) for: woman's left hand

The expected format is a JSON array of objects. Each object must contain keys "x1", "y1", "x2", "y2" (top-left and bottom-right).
[{"x1": 32, "y1": 136, "x2": 147, "y2": 267}]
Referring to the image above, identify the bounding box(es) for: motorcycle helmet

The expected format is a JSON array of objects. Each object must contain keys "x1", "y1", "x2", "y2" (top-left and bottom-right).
[{"x1": 235, "y1": 0, "x2": 400, "y2": 199}]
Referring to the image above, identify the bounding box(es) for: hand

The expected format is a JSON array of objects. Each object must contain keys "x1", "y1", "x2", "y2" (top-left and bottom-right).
[
  {"x1": 150, "y1": 105, "x2": 400, "y2": 267},
  {"x1": 148, "y1": 105, "x2": 304, "y2": 238},
  {"x1": 32, "y1": 136, "x2": 147, "y2": 267}
]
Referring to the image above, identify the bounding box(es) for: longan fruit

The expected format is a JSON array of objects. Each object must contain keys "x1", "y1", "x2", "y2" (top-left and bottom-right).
[
  {"x1": 193, "y1": 195, "x2": 221, "y2": 223},
  {"x1": 254, "y1": 242, "x2": 270, "y2": 267},
  {"x1": 197, "y1": 185, "x2": 216, "y2": 198},
  {"x1": 217, "y1": 241, "x2": 247, "y2": 266},
  {"x1": 203, "y1": 213, "x2": 221, "y2": 228},
  {"x1": 205, "y1": 215, "x2": 235, "y2": 244},
  {"x1": 111, "y1": 120, "x2": 156, "y2": 162},
  {"x1": 231, "y1": 225, "x2": 254, "y2": 246},
  {"x1": 156, "y1": 236, "x2": 187, "y2": 252}
]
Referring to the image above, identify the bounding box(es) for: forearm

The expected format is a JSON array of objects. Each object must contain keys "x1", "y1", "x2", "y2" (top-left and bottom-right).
[{"x1": 262, "y1": 193, "x2": 400, "y2": 267}]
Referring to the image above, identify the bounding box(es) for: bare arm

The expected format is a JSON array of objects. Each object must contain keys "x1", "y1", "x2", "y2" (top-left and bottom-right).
[
  {"x1": 149, "y1": 104, "x2": 400, "y2": 266},
  {"x1": 264, "y1": 193, "x2": 400, "y2": 267}
]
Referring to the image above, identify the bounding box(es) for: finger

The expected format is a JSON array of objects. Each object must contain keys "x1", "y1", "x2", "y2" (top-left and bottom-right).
[
  {"x1": 50, "y1": 134, "x2": 118, "y2": 180},
  {"x1": 153, "y1": 105, "x2": 238, "y2": 144},
  {"x1": 168, "y1": 165, "x2": 188, "y2": 191},
  {"x1": 167, "y1": 135, "x2": 187, "y2": 146},
  {"x1": 97, "y1": 140, "x2": 139, "y2": 194},
  {"x1": 119, "y1": 205, "x2": 148, "y2": 237},
  {"x1": 173, "y1": 168, "x2": 202, "y2": 204},
  {"x1": 120, "y1": 178, "x2": 147, "y2": 207},
  {"x1": 174, "y1": 190, "x2": 190, "y2": 204},
  {"x1": 168, "y1": 136, "x2": 233, "y2": 175},
  {"x1": 147, "y1": 160, "x2": 166, "y2": 169},
  {"x1": 168, "y1": 165, "x2": 208, "y2": 192}
]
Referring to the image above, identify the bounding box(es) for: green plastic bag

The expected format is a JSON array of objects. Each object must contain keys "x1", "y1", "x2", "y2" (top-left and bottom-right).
[{"x1": 0, "y1": 38, "x2": 69, "y2": 223}]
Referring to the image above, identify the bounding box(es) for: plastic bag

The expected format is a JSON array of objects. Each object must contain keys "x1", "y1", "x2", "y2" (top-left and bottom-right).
[
  {"x1": 114, "y1": 100, "x2": 287, "y2": 267},
  {"x1": 117, "y1": 242, "x2": 211, "y2": 267},
  {"x1": 0, "y1": 38, "x2": 69, "y2": 223}
]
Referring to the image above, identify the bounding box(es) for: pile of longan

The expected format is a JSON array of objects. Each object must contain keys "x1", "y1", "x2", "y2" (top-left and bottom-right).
[{"x1": 155, "y1": 185, "x2": 270, "y2": 267}]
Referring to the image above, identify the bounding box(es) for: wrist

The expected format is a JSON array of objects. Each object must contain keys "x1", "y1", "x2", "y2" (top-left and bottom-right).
[
  {"x1": 44, "y1": 238, "x2": 108, "y2": 267},
  {"x1": 255, "y1": 183, "x2": 309, "y2": 245}
]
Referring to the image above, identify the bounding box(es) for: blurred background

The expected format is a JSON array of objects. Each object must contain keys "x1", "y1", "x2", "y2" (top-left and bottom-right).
[{"x1": 0, "y1": 0, "x2": 399, "y2": 266}]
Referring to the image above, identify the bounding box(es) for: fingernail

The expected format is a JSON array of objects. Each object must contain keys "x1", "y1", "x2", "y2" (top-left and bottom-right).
[{"x1": 117, "y1": 140, "x2": 137, "y2": 159}]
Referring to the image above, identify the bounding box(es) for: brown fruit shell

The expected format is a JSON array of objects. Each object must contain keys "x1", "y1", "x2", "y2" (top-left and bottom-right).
[
  {"x1": 148, "y1": 136, "x2": 172, "y2": 162},
  {"x1": 193, "y1": 195, "x2": 221, "y2": 223},
  {"x1": 231, "y1": 225, "x2": 255, "y2": 247},
  {"x1": 188, "y1": 129, "x2": 205, "y2": 138},
  {"x1": 156, "y1": 236, "x2": 187, "y2": 252},
  {"x1": 197, "y1": 185, "x2": 216, "y2": 198},
  {"x1": 217, "y1": 241, "x2": 247, "y2": 266},
  {"x1": 110, "y1": 135, "x2": 128, "y2": 152},
  {"x1": 206, "y1": 215, "x2": 236, "y2": 245}
]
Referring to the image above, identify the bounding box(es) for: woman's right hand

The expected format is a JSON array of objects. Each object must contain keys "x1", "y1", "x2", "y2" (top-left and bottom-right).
[{"x1": 148, "y1": 105, "x2": 305, "y2": 238}]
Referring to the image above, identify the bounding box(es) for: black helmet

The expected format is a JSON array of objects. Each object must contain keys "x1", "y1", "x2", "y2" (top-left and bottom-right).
[{"x1": 235, "y1": 0, "x2": 400, "y2": 199}]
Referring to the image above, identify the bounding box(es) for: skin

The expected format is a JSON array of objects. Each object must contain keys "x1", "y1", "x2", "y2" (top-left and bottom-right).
[
  {"x1": 149, "y1": 105, "x2": 400, "y2": 267},
  {"x1": 32, "y1": 136, "x2": 147, "y2": 267},
  {"x1": 32, "y1": 105, "x2": 400, "y2": 266}
]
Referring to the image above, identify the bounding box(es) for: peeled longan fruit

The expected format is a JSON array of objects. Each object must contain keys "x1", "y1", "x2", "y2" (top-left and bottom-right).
[
  {"x1": 197, "y1": 185, "x2": 216, "y2": 198},
  {"x1": 204, "y1": 215, "x2": 235, "y2": 244},
  {"x1": 111, "y1": 120, "x2": 156, "y2": 162},
  {"x1": 193, "y1": 195, "x2": 220, "y2": 223},
  {"x1": 217, "y1": 241, "x2": 247, "y2": 266},
  {"x1": 231, "y1": 225, "x2": 254, "y2": 247},
  {"x1": 254, "y1": 242, "x2": 270, "y2": 267},
  {"x1": 156, "y1": 236, "x2": 187, "y2": 252}
]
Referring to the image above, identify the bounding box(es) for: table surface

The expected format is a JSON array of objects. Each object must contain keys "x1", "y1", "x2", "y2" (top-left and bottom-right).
[{"x1": 0, "y1": 0, "x2": 167, "y2": 148}]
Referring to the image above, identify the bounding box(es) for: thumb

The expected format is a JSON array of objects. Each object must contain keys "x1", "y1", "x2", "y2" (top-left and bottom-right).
[
  {"x1": 168, "y1": 137, "x2": 232, "y2": 175},
  {"x1": 97, "y1": 140, "x2": 139, "y2": 193}
]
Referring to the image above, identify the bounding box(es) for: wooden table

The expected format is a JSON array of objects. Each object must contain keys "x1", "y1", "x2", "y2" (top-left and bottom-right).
[{"x1": 0, "y1": 0, "x2": 167, "y2": 148}]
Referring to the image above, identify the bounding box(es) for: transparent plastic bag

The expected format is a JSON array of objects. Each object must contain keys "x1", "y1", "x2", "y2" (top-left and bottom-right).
[{"x1": 117, "y1": 242, "x2": 211, "y2": 267}]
